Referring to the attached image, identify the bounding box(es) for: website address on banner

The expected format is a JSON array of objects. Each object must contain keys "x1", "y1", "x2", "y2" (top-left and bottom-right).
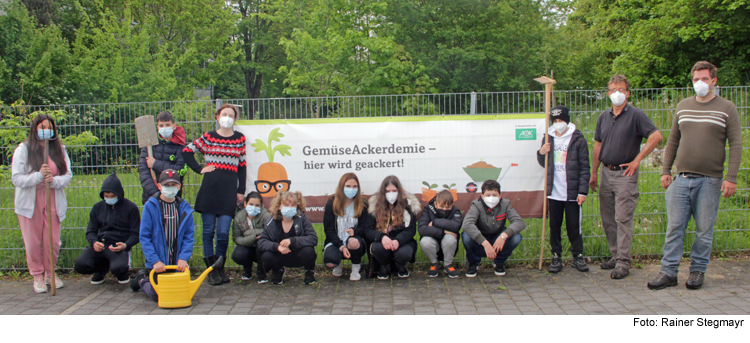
[{"x1": 305, "y1": 207, "x2": 325, "y2": 212}]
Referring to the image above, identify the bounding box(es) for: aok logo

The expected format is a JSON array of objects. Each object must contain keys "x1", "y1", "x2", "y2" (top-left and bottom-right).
[{"x1": 515, "y1": 128, "x2": 536, "y2": 140}]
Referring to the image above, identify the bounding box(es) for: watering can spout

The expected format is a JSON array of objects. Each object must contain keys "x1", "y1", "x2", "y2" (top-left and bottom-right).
[{"x1": 190, "y1": 256, "x2": 224, "y2": 298}]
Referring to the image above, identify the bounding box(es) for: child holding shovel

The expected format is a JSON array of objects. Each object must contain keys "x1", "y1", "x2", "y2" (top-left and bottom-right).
[
  {"x1": 138, "y1": 110, "x2": 186, "y2": 204},
  {"x1": 11, "y1": 114, "x2": 73, "y2": 293}
]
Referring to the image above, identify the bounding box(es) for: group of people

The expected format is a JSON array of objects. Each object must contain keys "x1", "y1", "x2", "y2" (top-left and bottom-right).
[{"x1": 10, "y1": 61, "x2": 741, "y2": 300}]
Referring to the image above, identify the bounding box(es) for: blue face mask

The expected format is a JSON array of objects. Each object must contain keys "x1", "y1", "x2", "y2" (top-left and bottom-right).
[
  {"x1": 37, "y1": 129, "x2": 54, "y2": 140},
  {"x1": 245, "y1": 205, "x2": 261, "y2": 217},
  {"x1": 104, "y1": 197, "x2": 118, "y2": 205},
  {"x1": 158, "y1": 127, "x2": 174, "y2": 139},
  {"x1": 281, "y1": 206, "x2": 297, "y2": 219},
  {"x1": 344, "y1": 187, "x2": 358, "y2": 199}
]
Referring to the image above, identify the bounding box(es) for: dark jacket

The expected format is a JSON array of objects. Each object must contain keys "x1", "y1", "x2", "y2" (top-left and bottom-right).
[
  {"x1": 323, "y1": 196, "x2": 371, "y2": 249},
  {"x1": 257, "y1": 212, "x2": 318, "y2": 253},
  {"x1": 364, "y1": 193, "x2": 421, "y2": 245},
  {"x1": 418, "y1": 197, "x2": 462, "y2": 240},
  {"x1": 536, "y1": 127, "x2": 591, "y2": 200},
  {"x1": 138, "y1": 126, "x2": 186, "y2": 204},
  {"x1": 418, "y1": 196, "x2": 462, "y2": 259},
  {"x1": 85, "y1": 173, "x2": 140, "y2": 251},
  {"x1": 462, "y1": 197, "x2": 526, "y2": 245},
  {"x1": 232, "y1": 207, "x2": 272, "y2": 248},
  {"x1": 139, "y1": 194, "x2": 195, "y2": 269}
]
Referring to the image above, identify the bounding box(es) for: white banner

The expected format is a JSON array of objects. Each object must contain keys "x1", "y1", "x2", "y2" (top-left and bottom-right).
[{"x1": 236, "y1": 114, "x2": 546, "y2": 223}]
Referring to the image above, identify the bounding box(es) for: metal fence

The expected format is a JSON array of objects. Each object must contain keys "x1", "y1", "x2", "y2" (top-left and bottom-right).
[{"x1": 1, "y1": 87, "x2": 748, "y2": 271}]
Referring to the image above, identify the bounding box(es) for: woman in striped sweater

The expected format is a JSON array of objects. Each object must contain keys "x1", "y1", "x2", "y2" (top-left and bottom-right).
[{"x1": 183, "y1": 104, "x2": 247, "y2": 285}]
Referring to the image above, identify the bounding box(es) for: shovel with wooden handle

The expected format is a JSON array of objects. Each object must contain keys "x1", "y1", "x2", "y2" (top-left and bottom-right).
[
  {"x1": 135, "y1": 115, "x2": 159, "y2": 183},
  {"x1": 42, "y1": 136, "x2": 56, "y2": 295}
]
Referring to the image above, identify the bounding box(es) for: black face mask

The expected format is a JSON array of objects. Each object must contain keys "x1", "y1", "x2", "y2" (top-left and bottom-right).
[{"x1": 435, "y1": 209, "x2": 450, "y2": 218}]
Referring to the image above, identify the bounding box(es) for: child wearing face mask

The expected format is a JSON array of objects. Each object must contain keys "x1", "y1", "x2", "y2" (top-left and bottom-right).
[
  {"x1": 365, "y1": 175, "x2": 422, "y2": 280},
  {"x1": 132, "y1": 169, "x2": 195, "y2": 302},
  {"x1": 183, "y1": 104, "x2": 247, "y2": 285},
  {"x1": 257, "y1": 191, "x2": 318, "y2": 285},
  {"x1": 419, "y1": 190, "x2": 463, "y2": 278},
  {"x1": 322, "y1": 173, "x2": 371, "y2": 281},
  {"x1": 231, "y1": 191, "x2": 272, "y2": 283},
  {"x1": 138, "y1": 111, "x2": 186, "y2": 204},
  {"x1": 461, "y1": 180, "x2": 526, "y2": 277},
  {"x1": 537, "y1": 105, "x2": 591, "y2": 273},
  {"x1": 74, "y1": 173, "x2": 141, "y2": 285}
]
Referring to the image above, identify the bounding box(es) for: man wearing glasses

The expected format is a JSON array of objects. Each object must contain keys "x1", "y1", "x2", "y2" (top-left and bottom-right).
[{"x1": 590, "y1": 74, "x2": 663, "y2": 279}]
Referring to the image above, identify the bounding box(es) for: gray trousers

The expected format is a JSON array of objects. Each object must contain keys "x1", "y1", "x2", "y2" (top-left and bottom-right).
[
  {"x1": 599, "y1": 168, "x2": 639, "y2": 269},
  {"x1": 419, "y1": 235, "x2": 458, "y2": 265}
]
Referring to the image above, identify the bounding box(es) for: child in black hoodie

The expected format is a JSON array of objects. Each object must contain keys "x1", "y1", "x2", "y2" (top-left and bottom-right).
[
  {"x1": 418, "y1": 190, "x2": 463, "y2": 278},
  {"x1": 73, "y1": 173, "x2": 140, "y2": 284}
]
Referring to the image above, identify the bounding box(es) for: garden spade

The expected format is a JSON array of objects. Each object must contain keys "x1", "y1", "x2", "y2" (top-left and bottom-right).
[
  {"x1": 42, "y1": 134, "x2": 57, "y2": 295},
  {"x1": 135, "y1": 115, "x2": 159, "y2": 183}
]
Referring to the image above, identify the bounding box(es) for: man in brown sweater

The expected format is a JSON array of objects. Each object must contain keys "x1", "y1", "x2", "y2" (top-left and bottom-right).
[{"x1": 648, "y1": 61, "x2": 742, "y2": 291}]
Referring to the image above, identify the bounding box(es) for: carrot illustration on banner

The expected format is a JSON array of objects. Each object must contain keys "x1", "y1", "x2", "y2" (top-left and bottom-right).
[{"x1": 252, "y1": 127, "x2": 292, "y2": 197}]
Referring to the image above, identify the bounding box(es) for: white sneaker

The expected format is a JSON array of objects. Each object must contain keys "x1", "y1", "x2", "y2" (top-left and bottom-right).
[
  {"x1": 332, "y1": 263, "x2": 343, "y2": 277},
  {"x1": 45, "y1": 273, "x2": 64, "y2": 289},
  {"x1": 33, "y1": 276, "x2": 47, "y2": 293},
  {"x1": 349, "y1": 264, "x2": 361, "y2": 281}
]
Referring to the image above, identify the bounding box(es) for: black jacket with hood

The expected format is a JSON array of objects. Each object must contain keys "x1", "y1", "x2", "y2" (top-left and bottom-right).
[
  {"x1": 85, "y1": 173, "x2": 141, "y2": 251},
  {"x1": 536, "y1": 125, "x2": 591, "y2": 201},
  {"x1": 364, "y1": 193, "x2": 421, "y2": 246}
]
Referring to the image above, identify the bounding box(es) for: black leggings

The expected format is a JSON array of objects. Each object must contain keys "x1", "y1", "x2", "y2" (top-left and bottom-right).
[
  {"x1": 74, "y1": 246, "x2": 130, "y2": 278},
  {"x1": 260, "y1": 246, "x2": 317, "y2": 272},
  {"x1": 231, "y1": 245, "x2": 263, "y2": 271},
  {"x1": 370, "y1": 240, "x2": 416, "y2": 267},
  {"x1": 324, "y1": 236, "x2": 365, "y2": 265}
]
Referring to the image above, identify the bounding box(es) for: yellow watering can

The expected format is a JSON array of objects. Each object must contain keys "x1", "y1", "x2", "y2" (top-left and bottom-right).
[{"x1": 149, "y1": 256, "x2": 224, "y2": 309}]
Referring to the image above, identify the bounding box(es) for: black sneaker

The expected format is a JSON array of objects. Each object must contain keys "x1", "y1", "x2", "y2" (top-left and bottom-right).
[
  {"x1": 444, "y1": 264, "x2": 459, "y2": 278},
  {"x1": 548, "y1": 254, "x2": 562, "y2": 273},
  {"x1": 130, "y1": 270, "x2": 148, "y2": 292},
  {"x1": 377, "y1": 265, "x2": 390, "y2": 280},
  {"x1": 427, "y1": 263, "x2": 439, "y2": 278},
  {"x1": 272, "y1": 268, "x2": 284, "y2": 285},
  {"x1": 257, "y1": 265, "x2": 268, "y2": 284},
  {"x1": 241, "y1": 268, "x2": 252, "y2": 281},
  {"x1": 572, "y1": 254, "x2": 589, "y2": 272},
  {"x1": 116, "y1": 274, "x2": 130, "y2": 284},
  {"x1": 494, "y1": 264, "x2": 506, "y2": 276},
  {"x1": 686, "y1": 271, "x2": 704, "y2": 290},
  {"x1": 304, "y1": 270, "x2": 316, "y2": 285},
  {"x1": 647, "y1": 272, "x2": 678, "y2": 290},
  {"x1": 397, "y1": 264, "x2": 409, "y2": 278},
  {"x1": 466, "y1": 262, "x2": 478, "y2": 278},
  {"x1": 600, "y1": 258, "x2": 616, "y2": 270},
  {"x1": 91, "y1": 272, "x2": 105, "y2": 285}
]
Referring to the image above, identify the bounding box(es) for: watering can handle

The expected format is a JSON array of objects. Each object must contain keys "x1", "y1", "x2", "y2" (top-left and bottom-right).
[{"x1": 148, "y1": 266, "x2": 185, "y2": 293}]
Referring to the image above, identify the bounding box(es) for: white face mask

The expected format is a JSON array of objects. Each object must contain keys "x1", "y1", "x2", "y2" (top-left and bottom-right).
[
  {"x1": 693, "y1": 80, "x2": 710, "y2": 97},
  {"x1": 483, "y1": 196, "x2": 500, "y2": 208},
  {"x1": 553, "y1": 122, "x2": 567, "y2": 134},
  {"x1": 158, "y1": 127, "x2": 174, "y2": 139},
  {"x1": 385, "y1": 192, "x2": 398, "y2": 204},
  {"x1": 218, "y1": 116, "x2": 234, "y2": 129},
  {"x1": 609, "y1": 91, "x2": 626, "y2": 106},
  {"x1": 161, "y1": 186, "x2": 179, "y2": 199}
]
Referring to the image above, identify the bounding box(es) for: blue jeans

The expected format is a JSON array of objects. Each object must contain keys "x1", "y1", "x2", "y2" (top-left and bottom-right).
[
  {"x1": 660, "y1": 174, "x2": 722, "y2": 277},
  {"x1": 202, "y1": 213, "x2": 233, "y2": 257},
  {"x1": 462, "y1": 231, "x2": 522, "y2": 266}
]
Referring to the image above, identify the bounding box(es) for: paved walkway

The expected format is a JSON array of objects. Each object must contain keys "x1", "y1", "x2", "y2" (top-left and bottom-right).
[{"x1": 1, "y1": 260, "x2": 749, "y2": 315}]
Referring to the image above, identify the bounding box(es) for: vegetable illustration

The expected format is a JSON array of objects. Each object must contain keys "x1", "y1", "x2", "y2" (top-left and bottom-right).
[
  {"x1": 252, "y1": 128, "x2": 292, "y2": 197},
  {"x1": 421, "y1": 181, "x2": 457, "y2": 202}
]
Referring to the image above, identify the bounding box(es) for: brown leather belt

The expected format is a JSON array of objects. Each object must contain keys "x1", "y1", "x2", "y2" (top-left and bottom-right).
[{"x1": 603, "y1": 163, "x2": 625, "y2": 171}]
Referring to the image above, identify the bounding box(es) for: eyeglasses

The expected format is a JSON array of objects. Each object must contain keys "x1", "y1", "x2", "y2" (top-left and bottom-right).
[
  {"x1": 254, "y1": 180, "x2": 291, "y2": 194},
  {"x1": 607, "y1": 88, "x2": 628, "y2": 93}
]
